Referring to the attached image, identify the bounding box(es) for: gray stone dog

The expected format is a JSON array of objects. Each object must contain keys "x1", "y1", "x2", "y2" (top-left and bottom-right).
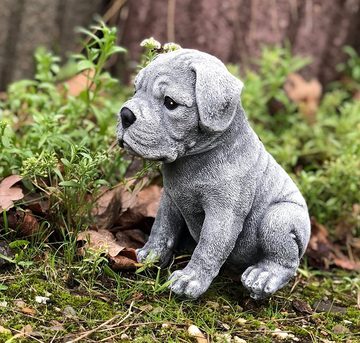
[{"x1": 117, "y1": 49, "x2": 311, "y2": 300}]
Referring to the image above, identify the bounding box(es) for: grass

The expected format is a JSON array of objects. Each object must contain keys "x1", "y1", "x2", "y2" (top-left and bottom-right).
[
  {"x1": 0, "y1": 23, "x2": 360, "y2": 342},
  {"x1": 0, "y1": 257, "x2": 359, "y2": 342}
]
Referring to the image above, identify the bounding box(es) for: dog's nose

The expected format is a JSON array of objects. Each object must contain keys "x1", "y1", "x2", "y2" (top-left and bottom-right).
[{"x1": 120, "y1": 107, "x2": 136, "y2": 129}]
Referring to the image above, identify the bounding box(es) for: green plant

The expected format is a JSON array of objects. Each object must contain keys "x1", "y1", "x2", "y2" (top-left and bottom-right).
[
  {"x1": 74, "y1": 20, "x2": 126, "y2": 114},
  {"x1": 237, "y1": 46, "x2": 310, "y2": 132},
  {"x1": 138, "y1": 37, "x2": 181, "y2": 69},
  {"x1": 337, "y1": 46, "x2": 360, "y2": 90},
  {"x1": 0, "y1": 21, "x2": 129, "y2": 262}
]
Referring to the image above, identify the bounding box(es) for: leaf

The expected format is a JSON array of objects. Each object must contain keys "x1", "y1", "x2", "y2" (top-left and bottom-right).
[
  {"x1": 306, "y1": 218, "x2": 360, "y2": 271},
  {"x1": 59, "y1": 180, "x2": 81, "y2": 187},
  {"x1": 284, "y1": 73, "x2": 322, "y2": 124},
  {"x1": 0, "y1": 175, "x2": 24, "y2": 212},
  {"x1": 77, "y1": 229, "x2": 124, "y2": 257},
  {"x1": 21, "y1": 307, "x2": 36, "y2": 315},
  {"x1": 187, "y1": 325, "x2": 207, "y2": 343},
  {"x1": 292, "y1": 299, "x2": 313, "y2": 314},
  {"x1": 91, "y1": 186, "x2": 123, "y2": 229},
  {"x1": 0, "y1": 284, "x2": 8, "y2": 291},
  {"x1": 77, "y1": 60, "x2": 95, "y2": 72},
  {"x1": 115, "y1": 229, "x2": 147, "y2": 249},
  {"x1": 77, "y1": 229, "x2": 140, "y2": 270},
  {"x1": 7, "y1": 210, "x2": 40, "y2": 236},
  {"x1": 116, "y1": 183, "x2": 162, "y2": 230},
  {"x1": 60, "y1": 69, "x2": 95, "y2": 96},
  {"x1": 9, "y1": 324, "x2": 33, "y2": 342}
]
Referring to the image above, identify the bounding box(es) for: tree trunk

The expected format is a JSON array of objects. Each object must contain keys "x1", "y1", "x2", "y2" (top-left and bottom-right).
[
  {"x1": 0, "y1": 0, "x2": 359, "y2": 90},
  {"x1": 0, "y1": 0, "x2": 104, "y2": 90},
  {"x1": 118, "y1": 0, "x2": 360, "y2": 84}
]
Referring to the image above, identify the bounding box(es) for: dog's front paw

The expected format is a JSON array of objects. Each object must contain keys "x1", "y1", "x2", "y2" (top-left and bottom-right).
[
  {"x1": 136, "y1": 243, "x2": 173, "y2": 267},
  {"x1": 168, "y1": 268, "x2": 212, "y2": 299}
]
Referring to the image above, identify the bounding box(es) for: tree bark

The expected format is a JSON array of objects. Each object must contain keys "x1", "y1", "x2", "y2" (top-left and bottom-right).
[
  {"x1": 0, "y1": 0, "x2": 359, "y2": 90},
  {"x1": 118, "y1": 0, "x2": 360, "y2": 84},
  {"x1": 0, "y1": 0, "x2": 104, "y2": 90}
]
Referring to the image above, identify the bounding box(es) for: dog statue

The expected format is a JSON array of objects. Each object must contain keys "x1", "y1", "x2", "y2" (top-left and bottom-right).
[{"x1": 117, "y1": 49, "x2": 311, "y2": 299}]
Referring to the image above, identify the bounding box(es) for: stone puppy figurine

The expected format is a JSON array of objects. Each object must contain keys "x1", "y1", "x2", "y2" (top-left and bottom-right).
[{"x1": 117, "y1": 49, "x2": 311, "y2": 299}]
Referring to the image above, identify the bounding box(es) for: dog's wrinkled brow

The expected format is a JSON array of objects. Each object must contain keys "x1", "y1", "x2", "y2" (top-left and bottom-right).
[
  {"x1": 134, "y1": 70, "x2": 145, "y2": 91},
  {"x1": 152, "y1": 75, "x2": 194, "y2": 107}
]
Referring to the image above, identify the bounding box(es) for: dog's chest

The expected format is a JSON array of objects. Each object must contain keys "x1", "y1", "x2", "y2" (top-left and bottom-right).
[{"x1": 163, "y1": 172, "x2": 206, "y2": 240}]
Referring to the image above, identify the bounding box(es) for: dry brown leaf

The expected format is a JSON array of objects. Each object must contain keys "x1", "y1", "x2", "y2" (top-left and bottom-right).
[
  {"x1": 77, "y1": 229, "x2": 140, "y2": 270},
  {"x1": 115, "y1": 229, "x2": 147, "y2": 249},
  {"x1": 7, "y1": 210, "x2": 40, "y2": 236},
  {"x1": 21, "y1": 307, "x2": 37, "y2": 315},
  {"x1": 117, "y1": 184, "x2": 162, "y2": 230},
  {"x1": 134, "y1": 185, "x2": 162, "y2": 218},
  {"x1": 335, "y1": 204, "x2": 360, "y2": 241},
  {"x1": 0, "y1": 241, "x2": 14, "y2": 266},
  {"x1": 61, "y1": 69, "x2": 95, "y2": 96},
  {"x1": 313, "y1": 299, "x2": 347, "y2": 313},
  {"x1": 91, "y1": 187, "x2": 123, "y2": 229},
  {"x1": 77, "y1": 229, "x2": 124, "y2": 257},
  {"x1": 292, "y1": 299, "x2": 313, "y2": 314},
  {"x1": 0, "y1": 92, "x2": 7, "y2": 101},
  {"x1": 23, "y1": 193, "x2": 50, "y2": 214},
  {"x1": 0, "y1": 175, "x2": 24, "y2": 212},
  {"x1": 110, "y1": 249, "x2": 138, "y2": 270},
  {"x1": 188, "y1": 325, "x2": 208, "y2": 343},
  {"x1": 306, "y1": 218, "x2": 360, "y2": 271},
  {"x1": 285, "y1": 73, "x2": 322, "y2": 124},
  {"x1": 19, "y1": 211, "x2": 40, "y2": 236},
  {"x1": 12, "y1": 324, "x2": 33, "y2": 340}
]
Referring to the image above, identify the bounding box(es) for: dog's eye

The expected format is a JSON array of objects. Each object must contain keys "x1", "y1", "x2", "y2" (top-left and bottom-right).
[{"x1": 164, "y1": 96, "x2": 178, "y2": 110}]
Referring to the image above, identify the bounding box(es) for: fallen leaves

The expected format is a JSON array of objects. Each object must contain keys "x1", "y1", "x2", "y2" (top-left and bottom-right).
[
  {"x1": 77, "y1": 229, "x2": 140, "y2": 270},
  {"x1": 115, "y1": 183, "x2": 162, "y2": 231},
  {"x1": 7, "y1": 210, "x2": 40, "y2": 236},
  {"x1": 292, "y1": 299, "x2": 313, "y2": 315},
  {"x1": 271, "y1": 328, "x2": 298, "y2": 341},
  {"x1": 91, "y1": 181, "x2": 162, "y2": 231},
  {"x1": 285, "y1": 73, "x2": 322, "y2": 124},
  {"x1": 91, "y1": 187, "x2": 123, "y2": 229},
  {"x1": 77, "y1": 182, "x2": 162, "y2": 270},
  {"x1": 0, "y1": 241, "x2": 14, "y2": 267},
  {"x1": 187, "y1": 324, "x2": 208, "y2": 343},
  {"x1": 14, "y1": 300, "x2": 37, "y2": 315},
  {"x1": 306, "y1": 218, "x2": 360, "y2": 271},
  {"x1": 313, "y1": 299, "x2": 347, "y2": 314},
  {"x1": 0, "y1": 175, "x2": 24, "y2": 212}
]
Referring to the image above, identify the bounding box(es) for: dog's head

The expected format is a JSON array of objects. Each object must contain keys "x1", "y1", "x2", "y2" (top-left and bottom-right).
[{"x1": 117, "y1": 49, "x2": 243, "y2": 162}]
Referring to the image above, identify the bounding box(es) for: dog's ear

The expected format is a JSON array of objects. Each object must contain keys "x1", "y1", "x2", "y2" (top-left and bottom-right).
[{"x1": 191, "y1": 59, "x2": 243, "y2": 132}]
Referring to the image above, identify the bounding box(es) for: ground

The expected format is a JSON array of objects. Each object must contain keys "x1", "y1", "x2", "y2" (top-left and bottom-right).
[{"x1": 0, "y1": 257, "x2": 358, "y2": 342}]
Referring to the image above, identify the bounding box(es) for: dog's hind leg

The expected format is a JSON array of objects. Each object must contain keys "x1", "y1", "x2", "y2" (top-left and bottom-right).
[{"x1": 241, "y1": 202, "x2": 310, "y2": 299}]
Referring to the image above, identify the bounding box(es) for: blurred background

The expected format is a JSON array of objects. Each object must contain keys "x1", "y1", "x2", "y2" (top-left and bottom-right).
[{"x1": 1, "y1": 0, "x2": 360, "y2": 90}]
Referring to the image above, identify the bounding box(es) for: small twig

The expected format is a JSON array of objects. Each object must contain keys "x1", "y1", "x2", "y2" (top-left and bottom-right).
[
  {"x1": 271, "y1": 315, "x2": 312, "y2": 322},
  {"x1": 167, "y1": 0, "x2": 176, "y2": 42},
  {"x1": 67, "y1": 302, "x2": 134, "y2": 343},
  {"x1": 103, "y1": 0, "x2": 127, "y2": 23},
  {"x1": 99, "y1": 321, "x2": 188, "y2": 342},
  {"x1": 77, "y1": 0, "x2": 127, "y2": 53},
  {"x1": 9, "y1": 327, "x2": 45, "y2": 343},
  {"x1": 289, "y1": 276, "x2": 301, "y2": 293},
  {"x1": 49, "y1": 331, "x2": 58, "y2": 343}
]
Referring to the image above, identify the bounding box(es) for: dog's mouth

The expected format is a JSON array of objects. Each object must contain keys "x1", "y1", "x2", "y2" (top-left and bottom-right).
[
  {"x1": 119, "y1": 136, "x2": 177, "y2": 163},
  {"x1": 119, "y1": 139, "x2": 142, "y2": 157}
]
